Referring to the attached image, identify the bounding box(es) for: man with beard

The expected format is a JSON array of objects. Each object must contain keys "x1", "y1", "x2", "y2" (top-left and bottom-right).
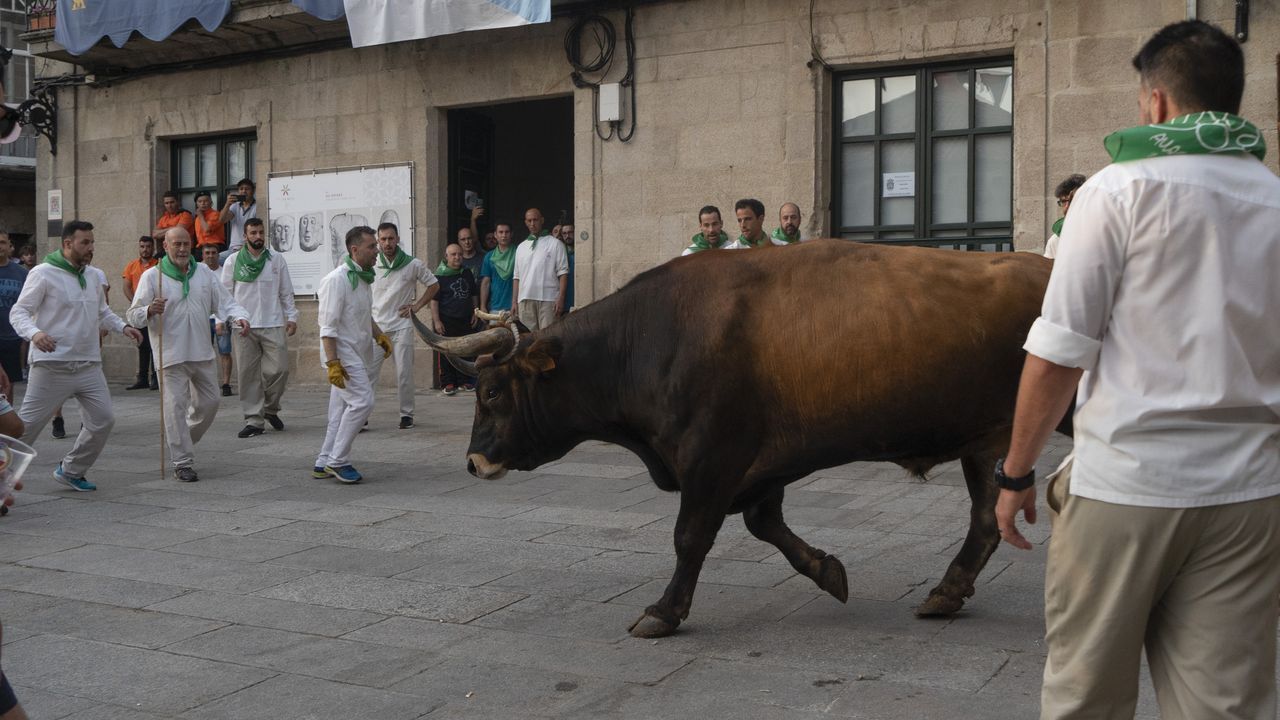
[
  {"x1": 122, "y1": 236, "x2": 159, "y2": 390},
  {"x1": 128, "y1": 227, "x2": 249, "y2": 482},
  {"x1": 313, "y1": 226, "x2": 393, "y2": 484},
  {"x1": 369, "y1": 222, "x2": 437, "y2": 429},
  {"x1": 221, "y1": 218, "x2": 298, "y2": 438},
  {"x1": 479, "y1": 222, "x2": 516, "y2": 314},
  {"x1": 10, "y1": 221, "x2": 144, "y2": 491},
  {"x1": 772, "y1": 203, "x2": 803, "y2": 245},
  {"x1": 681, "y1": 205, "x2": 731, "y2": 256}
]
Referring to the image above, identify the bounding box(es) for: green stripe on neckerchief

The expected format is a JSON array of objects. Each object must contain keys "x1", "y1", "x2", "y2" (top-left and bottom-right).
[
  {"x1": 434, "y1": 260, "x2": 462, "y2": 277},
  {"x1": 377, "y1": 248, "x2": 411, "y2": 277},
  {"x1": 737, "y1": 233, "x2": 768, "y2": 248},
  {"x1": 487, "y1": 245, "x2": 516, "y2": 280},
  {"x1": 233, "y1": 246, "x2": 270, "y2": 283},
  {"x1": 686, "y1": 231, "x2": 729, "y2": 253},
  {"x1": 344, "y1": 255, "x2": 375, "y2": 289},
  {"x1": 43, "y1": 250, "x2": 85, "y2": 288},
  {"x1": 159, "y1": 255, "x2": 197, "y2": 297},
  {"x1": 771, "y1": 227, "x2": 800, "y2": 244},
  {"x1": 1103, "y1": 112, "x2": 1265, "y2": 163},
  {"x1": 1051, "y1": 217, "x2": 1065, "y2": 237}
]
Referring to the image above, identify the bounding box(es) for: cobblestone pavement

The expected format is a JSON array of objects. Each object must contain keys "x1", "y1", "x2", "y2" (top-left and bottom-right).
[{"x1": 0, "y1": 383, "x2": 1170, "y2": 719}]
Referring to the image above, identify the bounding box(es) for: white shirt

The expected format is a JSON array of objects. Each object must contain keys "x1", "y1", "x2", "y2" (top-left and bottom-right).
[
  {"x1": 371, "y1": 255, "x2": 438, "y2": 332},
  {"x1": 220, "y1": 249, "x2": 299, "y2": 329},
  {"x1": 513, "y1": 235, "x2": 569, "y2": 302},
  {"x1": 1043, "y1": 233, "x2": 1060, "y2": 259},
  {"x1": 88, "y1": 265, "x2": 108, "y2": 290},
  {"x1": 227, "y1": 201, "x2": 257, "y2": 252},
  {"x1": 317, "y1": 264, "x2": 374, "y2": 368},
  {"x1": 10, "y1": 262, "x2": 125, "y2": 363},
  {"x1": 127, "y1": 263, "x2": 248, "y2": 368},
  {"x1": 1024, "y1": 153, "x2": 1280, "y2": 508}
]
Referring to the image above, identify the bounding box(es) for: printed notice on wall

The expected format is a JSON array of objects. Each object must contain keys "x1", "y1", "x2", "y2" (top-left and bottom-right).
[{"x1": 882, "y1": 172, "x2": 915, "y2": 198}]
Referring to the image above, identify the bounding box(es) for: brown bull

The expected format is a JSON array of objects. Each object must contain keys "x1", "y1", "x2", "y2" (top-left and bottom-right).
[{"x1": 415, "y1": 240, "x2": 1062, "y2": 638}]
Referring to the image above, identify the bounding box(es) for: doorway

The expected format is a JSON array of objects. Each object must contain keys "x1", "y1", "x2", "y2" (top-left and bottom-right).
[{"x1": 447, "y1": 97, "x2": 574, "y2": 247}]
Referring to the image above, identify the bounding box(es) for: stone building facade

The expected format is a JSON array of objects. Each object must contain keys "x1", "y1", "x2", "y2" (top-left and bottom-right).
[{"x1": 21, "y1": 0, "x2": 1280, "y2": 385}]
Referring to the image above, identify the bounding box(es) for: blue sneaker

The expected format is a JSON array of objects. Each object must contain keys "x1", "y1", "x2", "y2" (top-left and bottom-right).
[
  {"x1": 53, "y1": 464, "x2": 96, "y2": 492},
  {"x1": 311, "y1": 466, "x2": 334, "y2": 480},
  {"x1": 324, "y1": 464, "x2": 362, "y2": 484}
]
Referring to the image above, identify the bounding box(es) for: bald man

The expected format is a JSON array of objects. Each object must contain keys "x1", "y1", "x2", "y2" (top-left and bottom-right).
[{"x1": 772, "y1": 203, "x2": 804, "y2": 245}]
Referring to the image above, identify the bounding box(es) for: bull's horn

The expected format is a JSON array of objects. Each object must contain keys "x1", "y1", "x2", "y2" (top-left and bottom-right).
[
  {"x1": 444, "y1": 355, "x2": 480, "y2": 377},
  {"x1": 475, "y1": 309, "x2": 512, "y2": 324},
  {"x1": 411, "y1": 312, "x2": 515, "y2": 357}
]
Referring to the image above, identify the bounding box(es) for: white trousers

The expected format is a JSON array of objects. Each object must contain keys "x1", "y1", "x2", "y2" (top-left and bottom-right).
[
  {"x1": 368, "y1": 326, "x2": 415, "y2": 418},
  {"x1": 18, "y1": 361, "x2": 114, "y2": 478},
  {"x1": 233, "y1": 325, "x2": 290, "y2": 428},
  {"x1": 314, "y1": 361, "x2": 374, "y2": 469},
  {"x1": 162, "y1": 360, "x2": 221, "y2": 469}
]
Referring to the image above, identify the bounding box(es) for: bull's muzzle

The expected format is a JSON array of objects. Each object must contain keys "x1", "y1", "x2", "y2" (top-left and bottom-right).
[{"x1": 467, "y1": 453, "x2": 508, "y2": 480}]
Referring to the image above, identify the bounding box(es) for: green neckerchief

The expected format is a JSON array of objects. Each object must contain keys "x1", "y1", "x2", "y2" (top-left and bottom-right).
[
  {"x1": 737, "y1": 233, "x2": 768, "y2": 248},
  {"x1": 159, "y1": 255, "x2": 197, "y2": 298},
  {"x1": 377, "y1": 248, "x2": 412, "y2": 277},
  {"x1": 487, "y1": 244, "x2": 516, "y2": 280},
  {"x1": 344, "y1": 255, "x2": 375, "y2": 289},
  {"x1": 527, "y1": 231, "x2": 550, "y2": 249},
  {"x1": 233, "y1": 245, "x2": 270, "y2": 283},
  {"x1": 434, "y1": 260, "x2": 462, "y2": 277},
  {"x1": 771, "y1": 227, "x2": 800, "y2": 244},
  {"x1": 686, "y1": 231, "x2": 729, "y2": 253},
  {"x1": 1051, "y1": 217, "x2": 1065, "y2": 236},
  {"x1": 43, "y1": 250, "x2": 85, "y2": 288},
  {"x1": 1103, "y1": 112, "x2": 1266, "y2": 163}
]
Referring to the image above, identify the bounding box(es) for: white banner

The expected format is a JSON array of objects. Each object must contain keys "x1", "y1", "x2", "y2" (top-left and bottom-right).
[
  {"x1": 268, "y1": 164, "x2": 413, "y2": 295},
  {"x1": 342, "y1": 0, "x2": 550, "y2": 48}
]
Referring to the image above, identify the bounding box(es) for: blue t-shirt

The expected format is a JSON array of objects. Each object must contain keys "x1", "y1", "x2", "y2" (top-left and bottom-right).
[
  {"x1": 0, "y1": 262, "x2": 28, "y2": 342},
  {"x1": 479, "y1": 250, "x2": 513, "y2": 312}
]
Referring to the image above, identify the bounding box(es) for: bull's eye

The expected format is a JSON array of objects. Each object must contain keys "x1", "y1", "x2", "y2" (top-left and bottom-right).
[{"x1": 486, "y1": 388, "x2": 499, "y2": 400}]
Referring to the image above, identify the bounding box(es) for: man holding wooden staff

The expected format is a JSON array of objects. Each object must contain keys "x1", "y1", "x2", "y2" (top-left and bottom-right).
[{"x1": 127, "y1": 227, "x2": 250, "y2": 482}]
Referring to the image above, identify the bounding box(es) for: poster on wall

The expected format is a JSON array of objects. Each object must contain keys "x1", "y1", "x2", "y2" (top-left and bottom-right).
[{"x1": 267, "y1": 163, "x2": 413, "y2": 295}]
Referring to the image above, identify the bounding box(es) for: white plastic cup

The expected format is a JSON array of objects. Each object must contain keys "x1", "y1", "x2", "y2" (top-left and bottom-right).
[{"x1": 0, "y1": 434, "x2": 37, "y2": 506}]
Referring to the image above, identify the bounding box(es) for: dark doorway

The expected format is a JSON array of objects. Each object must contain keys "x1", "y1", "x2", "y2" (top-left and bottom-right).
[{"x1": 447, "y1": 97, "x2": 574, "y2": 247}]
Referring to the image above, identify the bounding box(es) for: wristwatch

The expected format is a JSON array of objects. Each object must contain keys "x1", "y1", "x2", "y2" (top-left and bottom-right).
[{"x1": 994, "y1": 458, "x2": 1035, "y2": 491}]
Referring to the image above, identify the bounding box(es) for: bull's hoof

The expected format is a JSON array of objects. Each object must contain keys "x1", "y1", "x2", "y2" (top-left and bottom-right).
[
  {"x1": 816, "y1": 555, "x2": 849, "y2": 603},
  {"x1": 628, "y1": 608, "x2": 680, "y2": 638},
  {"x1": 915, "y1": 590, "x2": 965, "y2": 617}
]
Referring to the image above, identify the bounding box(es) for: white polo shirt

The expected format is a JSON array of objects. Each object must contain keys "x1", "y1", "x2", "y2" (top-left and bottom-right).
[
  {"x1": 513, "y1": 235, "x2": 569, "y2": 302},
  {"x1": 1024, "y1": 153, "x2": 1280, "y2": 508},
  {"x1": 317, "y1": 264, "x2": 374, "y2": 368},
  {"x1": 220, "y1": 250, "x2": 299, "y2": 329},
  {"x1": 371, "y1": 255, "x2": 438, "y2": 332},
  {"x1": 226, "y1": 201, "x2": 257, "y2": 252},
  {"x1": 10, "y1": 263, "x2": 125, "y2": 363},
  {"x1": 126, "y1": 263, "x2": 249, "y2": 368}
]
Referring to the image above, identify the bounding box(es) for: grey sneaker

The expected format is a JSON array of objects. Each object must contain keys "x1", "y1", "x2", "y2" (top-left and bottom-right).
[{"x1": 174, "y1": 466, "x2": 199, "y2": 483}]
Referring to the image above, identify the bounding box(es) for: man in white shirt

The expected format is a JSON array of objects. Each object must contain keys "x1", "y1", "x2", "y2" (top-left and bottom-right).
[
  {"x1": 221, "y1": 217, "x2": 298, "y2": 438},
  {"x1": 1042, "y1": 174, "x2": 1085, "y2": 259},
  {"x1": 995, "y1": 21, "x2": 1280, "y2": 718},
  {"x1": 369, "y1": 222, "x2": 437, "y2": 429},
  {"x1": 10, "y1": 220, "x2": 144, "y2": 491},
  {"x1": 511, "y1": 207, "x2": 568, "y2": 331},
  {"x1": 128, "y1": 227, "x2": 249, "y2": 483},
  {"x1": 725, "y1": 198, "x2": 770, "y2": 249},
  {"x1": 313, "y1": 226, "x2": 393, "y2": 484},
  {"x1": 218, "y1": 178, "x2": 258, "y2": 258}
]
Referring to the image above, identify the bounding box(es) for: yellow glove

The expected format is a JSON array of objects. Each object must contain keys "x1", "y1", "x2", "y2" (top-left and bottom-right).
[
  {"x1": 375, "y1": 333, "x2": 393, "y2": 359},
  {"x1": 326, "y1": 359, "x2": 348, "y2": 389}
]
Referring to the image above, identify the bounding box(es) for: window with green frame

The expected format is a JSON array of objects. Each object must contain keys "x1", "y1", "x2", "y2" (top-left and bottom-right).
[
  {"x1": 170, "y1": 134, "x2": 257, "y2": 212},
  {"x1": 834, "y1": 61, "x2": 1013, "y2": 251}
]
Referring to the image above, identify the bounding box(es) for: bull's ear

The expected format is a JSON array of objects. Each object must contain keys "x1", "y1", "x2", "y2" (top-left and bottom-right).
[{"x1": 520, "y1": 337, "x2": 562, "y2": 375}]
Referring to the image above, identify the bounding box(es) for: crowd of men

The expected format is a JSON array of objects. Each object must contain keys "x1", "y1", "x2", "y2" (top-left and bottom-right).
[{"x1": 680, "y1": 198, "x2": 806, "y2": 255}]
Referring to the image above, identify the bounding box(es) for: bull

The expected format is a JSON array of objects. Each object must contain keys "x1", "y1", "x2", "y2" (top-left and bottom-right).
[{"x1": 414, "y1": 240, "x2": 1061, "y2": 638}]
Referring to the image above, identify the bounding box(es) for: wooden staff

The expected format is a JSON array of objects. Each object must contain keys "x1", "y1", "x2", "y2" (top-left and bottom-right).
[{"x1": 154, "y1": 268, "x2": 165, "y2": 481}]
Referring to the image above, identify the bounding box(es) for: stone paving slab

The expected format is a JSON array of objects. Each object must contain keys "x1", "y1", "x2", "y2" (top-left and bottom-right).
[{"x1": 0, "y1": 385, "x2": 1190, "y2": 718}]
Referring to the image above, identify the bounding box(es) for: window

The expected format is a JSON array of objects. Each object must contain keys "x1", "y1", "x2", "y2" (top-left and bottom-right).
[
  {"x1": 834, "y1": 61, "x2": 1013, "y2": 251},
  {"x1": 170, "y1": 134, "x2": 256, "y2": 211},
  {"x1": 1, "y1": 0, "x2": 37, "y2": 164}
]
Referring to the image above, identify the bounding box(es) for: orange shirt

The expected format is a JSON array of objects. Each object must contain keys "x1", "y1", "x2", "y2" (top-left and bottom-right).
[
  {"x1": 157, "y1": 210, "x2": 195, "y2": 237},
  {"x1": 122, "y1": 257, "x2": 159, "y2": 299},
  {"x1": 193, "y1": 208, "x2": 225, "y2": 248}
]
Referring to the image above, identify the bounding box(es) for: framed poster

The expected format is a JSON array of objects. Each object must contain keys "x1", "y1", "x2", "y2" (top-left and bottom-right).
[{"x1": 267, "y1": 163, "x2": 414, "y2": 295}]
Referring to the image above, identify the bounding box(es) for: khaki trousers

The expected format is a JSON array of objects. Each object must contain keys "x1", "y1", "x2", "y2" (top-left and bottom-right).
[
  {"x1": 18, "y1": 361, "x2": 114, "y2": 478},
  {"x1": 367, "y1": 326, "x2": 415, "y2": 418},
  {"x1": 518, "y1": 299, "x2": 556, "y2": 331},
  {"x1": 161, "y1": 360, "x2": 221, "y2": 469},
  {"x1": 1041, "y1": 464, "x2": 1280, "y2": 720},
  {"x1": 232, "y1": 325, "x2": 289, "y2": 429}
]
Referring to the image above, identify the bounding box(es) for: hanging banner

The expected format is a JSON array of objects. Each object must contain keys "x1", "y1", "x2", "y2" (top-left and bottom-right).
[
  {"x1": 54, "y1": 0, "x2": 230, "y2": 56},
  {"x1": 267, "y1": 164, "x2": 413, "y2": 295},
  {"x1": 341, "y1": 0, "x2": 549, "y2": 48}
]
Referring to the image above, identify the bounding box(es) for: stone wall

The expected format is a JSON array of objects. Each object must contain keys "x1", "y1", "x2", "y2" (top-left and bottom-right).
[{"x1": 29, "y1": 0, "x2": 1280, "y2": 385}]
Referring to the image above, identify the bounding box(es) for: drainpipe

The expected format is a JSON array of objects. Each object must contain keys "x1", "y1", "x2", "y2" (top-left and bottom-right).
[{"x1": 1186, "y1": 0, "x2": 1196, "y2": 19}]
